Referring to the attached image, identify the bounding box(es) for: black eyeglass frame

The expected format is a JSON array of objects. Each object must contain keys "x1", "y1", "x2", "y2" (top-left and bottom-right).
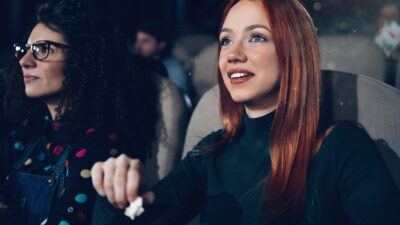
[{"x1": 13, "y1": 40, "x2": 70, "y2": 61}]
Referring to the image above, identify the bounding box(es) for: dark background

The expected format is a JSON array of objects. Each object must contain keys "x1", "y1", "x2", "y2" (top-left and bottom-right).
[{"x1": 0, "y1": 0, "x2": 395, "y2": 67}]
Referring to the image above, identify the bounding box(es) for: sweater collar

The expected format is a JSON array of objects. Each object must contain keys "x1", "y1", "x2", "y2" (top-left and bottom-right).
[{"x1": 242, "y1": 110, "x2": 275, "y2": 140}]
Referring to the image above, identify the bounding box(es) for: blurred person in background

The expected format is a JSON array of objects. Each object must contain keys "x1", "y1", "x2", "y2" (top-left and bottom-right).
[
  {"x1": 134, "y1": 23, "x2": 194, "y2": 108},
  {"x1": 375, "y1": 2, "x2": 400, "y2": 59},
  {"x1": 375, "y1": 2, "x2": 400, "y2": 85},
  {"x1": 378, "y1": 2, "x2": 399, "y2": 29}
]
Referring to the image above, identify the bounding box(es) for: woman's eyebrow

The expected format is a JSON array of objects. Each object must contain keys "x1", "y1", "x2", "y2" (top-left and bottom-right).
[
  {"x1": 220, "y1": 27, "x2": 233, "y2": 33},
  {"x1": 245, "y1": 24, "x2": 271, "y2": 33},
  {"x1": 220, "y1": 24, "x2": 271, "y2": 34}
]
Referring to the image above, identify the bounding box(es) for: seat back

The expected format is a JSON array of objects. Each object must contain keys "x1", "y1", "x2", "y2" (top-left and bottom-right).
[
  {"x1": 321, "y1": 70, "x2": 400, "y2": 189},
  {"x1": 172, "y1": 34, "x2": 215, "y2": 76},
  {"x1": 182, "y1": 85, "x2": 220, "y2": 157},
  {"x1": 143, "y1": 76, "x2": 189, "y2": 186},
  {"x1": 319, "y1": 35, "x2": 386, "y2": 81},
  {"x1": 183, "y1": 71, "x2": 400, "y2": 190},
  {"x1": 396, "y1": 60, "x2": 400, "y2": 89},
  {"x1": 173, "y1": 34, "x2": 215, "y2": 58},
  {"x1": 191, "y1": 43, "x2": 219, "y2": 101},
  {"x1": 321, "y1": 70, "x2": 400, "y2": 153}
]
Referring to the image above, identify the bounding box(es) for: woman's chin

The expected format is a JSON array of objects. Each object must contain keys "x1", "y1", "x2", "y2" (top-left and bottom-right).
[
  {"x1": 230, "y1": 96, "x2": 251, "y2": 104},
  {"x1": 25, "y1": 91, "x2": 60, "y2": 103},
  {"x1": 25, "y1": 91, "x2": 41, "y2": 98}
]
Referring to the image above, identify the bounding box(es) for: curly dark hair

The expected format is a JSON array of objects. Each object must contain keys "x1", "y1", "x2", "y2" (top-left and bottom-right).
[{"x1": 2, "y1": 0, "x2": 160, "y2": 160}]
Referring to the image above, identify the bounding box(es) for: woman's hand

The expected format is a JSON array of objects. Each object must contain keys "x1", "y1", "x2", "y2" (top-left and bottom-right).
[{"x1": 91, "y1": 154, "x2": 143, "y2": 209}]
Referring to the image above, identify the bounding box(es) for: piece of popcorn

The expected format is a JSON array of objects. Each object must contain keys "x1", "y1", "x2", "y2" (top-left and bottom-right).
[{"x1": 124, "y1": 197, "x2": 145, "y2": 220}]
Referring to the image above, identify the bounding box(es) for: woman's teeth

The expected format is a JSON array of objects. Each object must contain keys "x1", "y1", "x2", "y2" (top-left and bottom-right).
[{"x1": 230, "y1": 72, "x2": 252, "y2": 79}]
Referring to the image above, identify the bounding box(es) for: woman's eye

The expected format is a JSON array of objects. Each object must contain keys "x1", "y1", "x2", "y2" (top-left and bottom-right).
[
  {"x1": 219, "y1": 37, "x2": 232, "y2": 46},
  {"x1": 249, "y1": 34, "x2": 267, "y2": 42},
  {"x1": 34, "y1": 44, "x2": 50, "y2": 54}
]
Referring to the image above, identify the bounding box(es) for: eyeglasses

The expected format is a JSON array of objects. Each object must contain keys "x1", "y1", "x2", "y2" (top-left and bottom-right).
[{"x1": 13, "y1": 40, "x2": 70, "y2": 61}]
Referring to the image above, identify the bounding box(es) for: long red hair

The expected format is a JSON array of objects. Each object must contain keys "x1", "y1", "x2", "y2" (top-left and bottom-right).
[{"x1": 217, "y1": 0, "x2": 321, "y2": 217}]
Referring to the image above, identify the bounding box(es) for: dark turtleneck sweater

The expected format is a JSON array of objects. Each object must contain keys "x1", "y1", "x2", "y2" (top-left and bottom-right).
[{"x1": 93, "y1": 112, "x2": 400, "y2": 225}]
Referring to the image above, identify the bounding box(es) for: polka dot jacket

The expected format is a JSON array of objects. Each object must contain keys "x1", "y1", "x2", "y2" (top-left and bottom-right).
[{"x1": 0, "y1": 114, "x2": 127, "y2": 225}]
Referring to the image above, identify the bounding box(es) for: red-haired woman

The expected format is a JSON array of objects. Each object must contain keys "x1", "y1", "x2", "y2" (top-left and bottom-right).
[{"x1": 90, "y1": 0, "x2": 400, "y2": 224}]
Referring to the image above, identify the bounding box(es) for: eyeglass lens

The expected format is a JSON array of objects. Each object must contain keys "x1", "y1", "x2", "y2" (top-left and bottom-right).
[{"x1": 14, "y1": 42, "x2": 50, "y2": 60}]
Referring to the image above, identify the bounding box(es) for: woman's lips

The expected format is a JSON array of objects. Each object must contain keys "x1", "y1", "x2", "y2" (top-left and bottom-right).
[
  {"x1": 23, "y1": 75, "x2": 39, "y2": 83},
  {"x1": 228, "y1": 72, "x2": 255, "y2": 84},
  {"x1": 230, "y1": 75, "x2": 253, "y2": 84}
]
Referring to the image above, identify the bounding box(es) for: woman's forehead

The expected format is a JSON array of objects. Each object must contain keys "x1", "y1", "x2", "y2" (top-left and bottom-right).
[
  {"x1": 28, "y1": 23, "x2": 65, "y2": 44},
  {"x1": 222, "y1": 0, "x2": 271, "y2": 31}
]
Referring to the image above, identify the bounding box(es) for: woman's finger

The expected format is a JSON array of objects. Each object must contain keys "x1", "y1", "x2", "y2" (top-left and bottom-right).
[
  {"x1": 103, "y1": 157, "x2": 117, "y2": 204},
  {"x1": 126, "y1": 159, "x2": 143, "y2": 202},
  {"x1": 113, "y1": 155, "x2": 130, "y2": 208},
  {"x1": 91, "y1": 162, "x2": 105, "y2": 196}
]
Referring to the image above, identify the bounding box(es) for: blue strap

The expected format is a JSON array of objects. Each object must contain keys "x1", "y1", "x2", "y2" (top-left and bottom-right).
[
  {"x1": 12, "y1": 136, "x2": 44, "y2": 171},
  {"x1": 51, "y1": 147, "x2": 71, "y2": 198}
]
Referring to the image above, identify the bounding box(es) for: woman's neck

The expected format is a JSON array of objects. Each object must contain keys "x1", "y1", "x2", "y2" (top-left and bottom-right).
[
  {"x1": 245, "y1": 92, "x2": 278, "y2": 118},
  {"x1": 45, "y1": 99, "x2": 61, "y2": 120}
]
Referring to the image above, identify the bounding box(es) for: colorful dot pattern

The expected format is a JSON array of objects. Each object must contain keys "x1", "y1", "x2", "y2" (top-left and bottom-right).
[
  {"x1": 52, "y1": 121, "x2": 61, "y2": 131},
  {"x1": 75, "y1": 149, "x2": 87, "y2": 158},
  {"x1": 53, "y1": 146, "x2": 64, "y2": 155},
  {"x1": 109, "y1": 148, "x2": 119, "y2": 156},
  {"x1": 24, "y1": 158, "x2": 32, "y2": 166},
  {"x1": 14, "y1": 141, "x2": 24, "y2": 151},
  {"x1": 59, "y1": 221, "x2": 70, "y2": 225},
  {"x1": 80, "y1": 169, "x2": 91, "y2": 178},
  {"x1": 7, "y1": 117, "x2": 124, "y2": 224},
  {"x1": 85, "y1": 128, "x2": 95, "y2": 135},
  {"x1": 75, "y1": 194, "x2": 88, "y2": 203},
  {"x1": 67, "y1": 207, "x2": 74, "y2": 213}
]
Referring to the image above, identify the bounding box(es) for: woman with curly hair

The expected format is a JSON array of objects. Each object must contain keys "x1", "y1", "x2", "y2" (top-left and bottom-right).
[
  {"x1": 91, "y1": 0, "x2": 400, "y2": 225},
  {"x1": 0, "y1": 0, "x2": 159, "y2": 224}
]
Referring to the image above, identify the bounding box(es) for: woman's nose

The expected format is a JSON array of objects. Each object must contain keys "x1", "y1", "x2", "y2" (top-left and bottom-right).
[
  {"x1": 227, "y1": 42, "x2": 247, "y2": 64},
  {"x1": 19, "y1": 51, "x2": 36, "y2": 69}
]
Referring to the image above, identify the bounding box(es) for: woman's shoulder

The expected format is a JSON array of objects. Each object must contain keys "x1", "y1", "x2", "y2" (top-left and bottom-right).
[
  {"x1": 186, "y1": 130, "x2": 223, "y2": 157},
  {"x1": 325, "y1": 121, "x2": 373, "y2": 145},
  {"x1": 177, "y1": 130, "x2": 223, "y2": 180},
  {"x1": 319, "y1": 121, "x2": 378, "y2": 160},
  {"x1": 193, "y1": 130, "x2": 223, "y2": 149}
]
